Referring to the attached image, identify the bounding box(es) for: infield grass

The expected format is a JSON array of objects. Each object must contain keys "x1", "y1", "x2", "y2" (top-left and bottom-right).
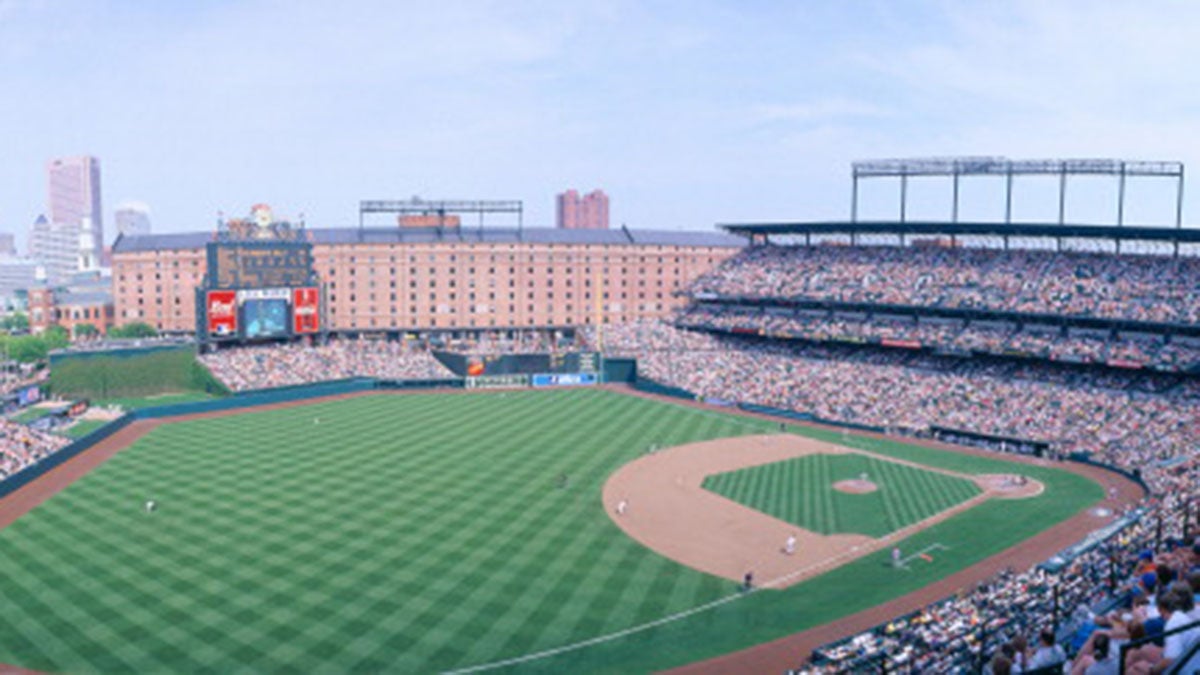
[
  {"x1": 0, "y1": 389, "x2": 1104, "y2": 674},
  {"x1": 703, "y1": 453, "x2": 982, "y2": 537}
]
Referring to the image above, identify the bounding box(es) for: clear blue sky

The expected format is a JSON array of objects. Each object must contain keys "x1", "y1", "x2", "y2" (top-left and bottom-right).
[{"x1": 2, "y1": 0, "x2": 1199, "y2": 248}]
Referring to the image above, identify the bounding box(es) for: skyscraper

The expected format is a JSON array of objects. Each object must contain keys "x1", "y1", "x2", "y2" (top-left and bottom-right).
[
  {"x1": 27, "y1": 215, "x2": 78, "y2": 284},
  {"x1": 556, "y1": 189, "x2": 609, "y2": 229},
  {"x1": 556, "y1": 189, "x2": 581, "y2": 229},
  {"x1": 46, "y1": 155, "x2": 103, "y2": 260},
  {"x1": 114, "y1": 201, "x2": 152, "y2": 238}
]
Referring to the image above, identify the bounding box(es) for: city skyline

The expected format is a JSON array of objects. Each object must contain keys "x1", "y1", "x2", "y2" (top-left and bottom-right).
[
  {"x1": 4, "y1": 2, "x2": 1200, "y2": 250},
  {"x1": 557, "y1": 188, "x2": 609, "y2": 230}
]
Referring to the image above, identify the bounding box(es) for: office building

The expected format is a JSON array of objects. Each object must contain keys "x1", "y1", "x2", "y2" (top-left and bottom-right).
[{"x1": 557, "y1": 189, "x2": 609, "y2": 230}]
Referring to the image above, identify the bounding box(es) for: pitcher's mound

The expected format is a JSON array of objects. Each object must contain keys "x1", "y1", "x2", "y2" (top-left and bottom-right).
[{"x1": 833, "y1": 479, "x2": 878, "y2": 494}]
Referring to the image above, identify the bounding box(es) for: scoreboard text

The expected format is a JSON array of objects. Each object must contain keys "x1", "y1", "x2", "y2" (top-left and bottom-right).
[{"x1": 208, "y1": 241, "x2": 314, "y2": 289}]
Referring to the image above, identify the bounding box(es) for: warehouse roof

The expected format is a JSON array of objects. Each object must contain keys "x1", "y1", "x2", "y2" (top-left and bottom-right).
[{"x1": 113, "y1": 226, "x2": 744, "y2": 253}]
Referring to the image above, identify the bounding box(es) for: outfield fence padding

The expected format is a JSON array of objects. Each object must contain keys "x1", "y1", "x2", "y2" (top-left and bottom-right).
[{"x1": 632, "y1": 377, "x2": 697, "y2": 401}]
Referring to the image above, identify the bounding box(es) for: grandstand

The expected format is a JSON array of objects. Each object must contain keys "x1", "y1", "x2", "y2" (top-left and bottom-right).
[{"x1": 0, "y1": 161, "x2": 1197, "y2": 673}]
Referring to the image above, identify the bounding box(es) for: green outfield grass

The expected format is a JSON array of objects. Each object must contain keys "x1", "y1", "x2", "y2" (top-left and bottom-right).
[
  {"x1": 703, "y1": 452, "x2": 982, "y2": 537},
  {"x1": 0, "y1": 389, "x2": 1105, "y2": 674},
  {"x1": 54, "y1": 419, "x2": 110, "y2": 440},
  {"x1": 93, "y1": 391, "x2": 219, "y2": 410}
]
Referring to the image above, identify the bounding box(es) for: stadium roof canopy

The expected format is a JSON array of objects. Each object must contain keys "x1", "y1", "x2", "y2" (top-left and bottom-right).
[
  {"x1": 848, "y1": 156, "x2": 1186, "y2": 227},
  {"x1": 718, "y1": 220, "x2": 1200, "y2": 244},
  {"x1": 850, "y1": 157, "x2": 1182, "y2": 177},
  {"x1": 113, "y1": 226, "x2": 745, "y2": 253}
]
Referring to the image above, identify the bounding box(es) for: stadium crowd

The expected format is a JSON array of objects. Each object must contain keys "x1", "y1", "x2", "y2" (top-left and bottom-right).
[
  {"x1": 2, "y1": 240, "x2": 1197, "y2": 671},
  {"x1": 199, "y1": 339, "x2": 455, "y2": 391},
  {"x1": 691, "y1": 244, "x2": 1200, "y2": 325},
  {"x1": 585, "y1": 320, "x2": 1200, "y2": 673},
  {"x1": 0, "y1": 418, "x2": 69, "y2": 481},
  {"x1": 675, "y1": 305, "x2": 1200, "y2": 373}
]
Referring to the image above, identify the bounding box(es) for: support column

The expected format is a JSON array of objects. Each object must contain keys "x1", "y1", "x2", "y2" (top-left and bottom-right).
[
  {"x1": 1005, "y1": 166, "x2": 1014, "y2": 224},
  {"x1": 1058, "y1": 165, "x2": 1067, "y2": 225},
  {"x1": 1117, "y1": 163, "x2": 1127, "y2": 226},
  {"x1": 851, "y1": 172, "x2": 859, "y2": 223},
  {"x1": 952, "y1": 171, "x2": 960, "y2": 223},
  {"x1": 1176, "y1": 168, "x2": 1185, "y2": 228}
]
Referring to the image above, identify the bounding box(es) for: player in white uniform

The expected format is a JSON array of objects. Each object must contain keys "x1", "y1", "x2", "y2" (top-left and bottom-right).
[
  {"x1": 784, "y1": 534, "x2": 797, "y2": 555},
  {"x1": 616, "y1": 499, "x2": 628, "y2": 516}
]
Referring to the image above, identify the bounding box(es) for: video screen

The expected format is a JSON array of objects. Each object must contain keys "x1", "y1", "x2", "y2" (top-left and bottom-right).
[{"x1": 243, "y1": 298, "x2": 289, "y2": 338}]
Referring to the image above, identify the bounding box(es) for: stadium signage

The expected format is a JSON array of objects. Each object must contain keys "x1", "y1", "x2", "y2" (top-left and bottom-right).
[
  {"x1": 293, "y1": 287, "x2": 320, "y2": 334},
  {"x1": 531, "y1": 373, "x2": 597, "y2": 387},
  {"x1": 211, "y1": 243, "x2": 312, "y2": 289},
  {"x1": 15, "y1": 385, "x2": 41, "y2": 407},
  {"x1": 465, "y1": 374, "x2": 530, "y2": 389},
  {"x1": 206, "y1": 290, "x2": 238, "y2": 335},
  {"x1": 236, "y1": 288, "x2": 291, "y2": 303}
]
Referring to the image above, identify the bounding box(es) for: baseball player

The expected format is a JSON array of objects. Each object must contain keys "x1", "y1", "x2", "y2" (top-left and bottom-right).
[
  {"x1": 784, "y1": 534, "x2": 797, "y2": 555},
  {"x1": 144, "y1": 499, "x2": 157, "y2": 514},
  {"x1": 616, "y1": 499, "x2": 628, "y2": 516}
]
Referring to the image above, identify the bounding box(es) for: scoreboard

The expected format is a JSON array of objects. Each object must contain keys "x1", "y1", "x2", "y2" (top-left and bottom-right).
[
  {"x1": 201, "y1": 286, "x2": 323, "y2": 341},
  {"x1": 458, "y1": 352, "x2": 601, "y2": 377},
  {"x1": 196, "y1": 207, "x2": 324, "y2": 344},
  {"x1": 207, "y1": 241, "x2": 315, "y2": 289}
]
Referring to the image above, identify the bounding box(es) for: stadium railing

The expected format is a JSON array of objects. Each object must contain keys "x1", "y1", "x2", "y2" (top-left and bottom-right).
[
  {"x1": 0, "y1": 414, "x2": 137, "y2": 500},
  {"x1": 1067, "y1": 452, "x2": 1151, "y2": 496},
  {"x1": 1117, "y1": 616, "x2": 1200, "y2": 674}
]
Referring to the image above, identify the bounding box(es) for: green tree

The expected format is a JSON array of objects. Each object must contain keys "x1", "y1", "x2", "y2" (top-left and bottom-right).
[
  {"x1": 74, "y1": 323, "x2": 100, "y2": 338},
  {"x1": 109, "y1": 322, "x2": 158, "y2": 339},
  {"x1": 42, "y1": 325, "x2": 70, "y2": 350},
  {"x1": 7, "y1": 335, "x2": 48, "y2": 362},
  {"x1": 0, "y1": 313, "x2": 29, "y2": 332}
]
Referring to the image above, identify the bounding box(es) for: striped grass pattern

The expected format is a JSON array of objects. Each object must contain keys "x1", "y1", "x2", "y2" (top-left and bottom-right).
[
  {"x1": 0, "y1": 389, "x2": 768, "y2": 673},
  {"x1": 0, "y1": 390, "x2": 1100, "y2": 674},
  {"x1": 702, "y1": 453, "x2": 982, "y2": 537}
]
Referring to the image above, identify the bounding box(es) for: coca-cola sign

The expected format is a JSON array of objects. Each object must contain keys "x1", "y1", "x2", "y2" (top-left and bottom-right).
[
  {"x1": 293, "y1": 287, "x2": 320, "y2": 333},
  {"x1": 207, "y1": 290, "x2": 238, "y2": 336}
]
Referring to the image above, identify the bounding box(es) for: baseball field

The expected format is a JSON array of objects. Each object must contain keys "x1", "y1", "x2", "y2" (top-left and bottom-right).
[{"x1": 0, "y1": 388, "x2": 1110, "y2": 673}]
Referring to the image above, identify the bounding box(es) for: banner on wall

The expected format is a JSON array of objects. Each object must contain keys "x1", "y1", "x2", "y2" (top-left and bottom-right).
[
  {"x1": 206, "y1": 290, "x2": 238, "y2": 336},
  {"x1": 293, "y1": 287, "x2": 320, "y2": 334},
  {"x1": 531, "y1": 373, "x2": 597, "y2": 387}
]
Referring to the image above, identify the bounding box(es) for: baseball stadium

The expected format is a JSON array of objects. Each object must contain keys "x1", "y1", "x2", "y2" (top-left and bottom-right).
[{"x1": 0, "y1": 159, "x2": 1198, "y2": 674}]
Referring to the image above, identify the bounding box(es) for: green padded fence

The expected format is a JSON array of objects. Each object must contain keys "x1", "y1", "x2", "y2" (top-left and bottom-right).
[{"x1": 49, "y1": 345, "x2": 229, "y2": 400}]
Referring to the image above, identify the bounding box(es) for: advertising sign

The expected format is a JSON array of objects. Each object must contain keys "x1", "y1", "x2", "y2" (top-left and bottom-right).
[
  {"x1": 207, "y1": 290, "x2": 238, "y2": 336},
  {"x1": 293, "y1": 287, "x2": 320, "y2": 334},
  {"x1": 15, "y1": 385, "x2": 40, "y2": 407},
  {"x1": 531, "y1": 372, "x2": 597, "y2": 387}
]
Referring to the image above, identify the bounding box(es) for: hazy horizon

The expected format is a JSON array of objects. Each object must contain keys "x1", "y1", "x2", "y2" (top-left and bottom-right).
[{"x1": 4, "y1": 1, "x2": 1200, "y2": 250}]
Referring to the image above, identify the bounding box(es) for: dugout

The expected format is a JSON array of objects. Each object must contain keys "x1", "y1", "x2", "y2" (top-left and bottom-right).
[{"x1": 929, "y1": 425, "x2": 1050, "y2": 457}]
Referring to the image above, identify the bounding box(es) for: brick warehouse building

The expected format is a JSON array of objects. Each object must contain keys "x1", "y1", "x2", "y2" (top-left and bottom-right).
[{"x1": 110, "y1": 226, "x2": 742, "y2": 335}]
